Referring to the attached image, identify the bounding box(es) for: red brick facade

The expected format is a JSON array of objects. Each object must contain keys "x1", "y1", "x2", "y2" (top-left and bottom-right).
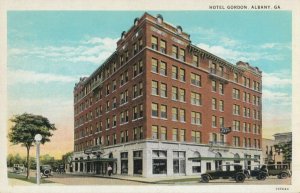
[{"x1": 73, "y1": 13, "x2": 262, "y2": 153}]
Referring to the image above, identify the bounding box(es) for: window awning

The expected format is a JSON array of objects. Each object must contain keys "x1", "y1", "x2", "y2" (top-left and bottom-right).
[
  {"x1": 72, "y1": 158, "x2": 117, "y2": 163},
  {"x1": 188, "y1": 157, "x2": 258, "y2": 161}
]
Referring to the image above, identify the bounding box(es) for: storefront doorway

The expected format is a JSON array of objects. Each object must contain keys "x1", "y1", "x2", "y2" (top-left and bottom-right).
[{"x1": 215, "y1": 152, "x2": 222, "y2": 170}]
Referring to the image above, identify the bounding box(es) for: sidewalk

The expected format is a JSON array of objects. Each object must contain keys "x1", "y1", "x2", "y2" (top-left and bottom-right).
[
  {"x1": 8, "y1": 178, "x2": 63, "y2": 186},
  {"x1": 68, "y1": 172, "x2": 200, "y2": 184}
]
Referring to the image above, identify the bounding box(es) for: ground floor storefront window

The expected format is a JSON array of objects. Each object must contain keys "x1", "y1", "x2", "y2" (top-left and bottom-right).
[
  {"x1": 192, "y1": 160, "x2": 201, "y2": 173},
  {"x1": 152, "y1": 150, "x2": 167, "y2": 174},
  {"x1": 133, "y1": 150, "x2": 143, "y2": 175},
  {"x1": 121, "y1": 152, "x2": 128, "y2": 174},
  {"x1": 173, "y1": 151, "x2": 185, "y2": 174}
]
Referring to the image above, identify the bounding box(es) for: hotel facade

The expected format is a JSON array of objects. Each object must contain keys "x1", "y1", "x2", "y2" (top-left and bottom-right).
[{"x1": 72, "y1": 13, "x2": 263, "y2": 177}]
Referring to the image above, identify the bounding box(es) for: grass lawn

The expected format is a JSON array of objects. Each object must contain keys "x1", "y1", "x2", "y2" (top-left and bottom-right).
[
  {"x1": 156, "y1": 177, "x2": 200, "y2": 184},
  {"x1": 8, "y1": 172, "x2": 54, "y2": 184}
]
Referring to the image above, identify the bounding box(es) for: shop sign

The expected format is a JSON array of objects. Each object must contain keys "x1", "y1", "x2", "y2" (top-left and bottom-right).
[{"x1": 220, "y1": 127, "x2": 232, "y2": 134}]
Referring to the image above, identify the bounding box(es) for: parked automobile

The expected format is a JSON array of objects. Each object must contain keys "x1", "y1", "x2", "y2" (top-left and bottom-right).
[
  {"x1": 247, "y1": 164, "x2": 291, "y2": 180},
  {"x1": 13, "y1": 164, "x2": 25, "y2": 174},
  {"x1": 267, "y1": 164, "x2": 291, "y2": 179},
  {"x1": 201, "y1": 164, "x2": 249, "y2": 183},
  {"x1": 40, "y1": 165, "x2": 52, "y2": 178}
]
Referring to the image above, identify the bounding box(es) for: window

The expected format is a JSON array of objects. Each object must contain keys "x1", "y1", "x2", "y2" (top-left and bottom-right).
[
  {"x1": 139, "y1": 104, "x2": 143, "y2": 118},
  {"x1": 138, "y1": 60, "x2": 143, "y2": 74},
  {"x1": 172, "y1": 45, "x2": 178, "y2": 58},
  {"x1": 219, "y1": 117, "x2": 224, "y2": 128},
  {"x1": 133, "y1": 43, "x2": 138, "y2": 55},
  {"x1": 179, "y1": 48, "x2": 185, "y2": 61},
  {"x1": 161, "y1": 126, "x2": 167, "y2": 140},
  {"x1": 152, "y1": 103, "x2": 158, "y2": 117},
  {"x1": 233, "y1": 104, "x2": 240, "y2": 115},
  {"x1": 151, "y1": 36, "x2": 158, "y2": 50},
  {"x1": 191, "y1": 73, "x2": 201, "y2": 87},
  {"x1": 152, "y1": 81, "x2": 158, "y2": 95},
  {"x1": 243, "y1": 76, "x2": 247, "y2": 86},
  {"x1": 233, "y1": 120, "x2": 240, "y2": 131},
  {"x1": 172, "y1": 66, "x2": 178, "y2": 79},
  {"x1": 113, "y1": 115, "x2": 117, "y2": 127},
  {"x1": 160, "y1": 40, "x2": 166, "y2": 54},
  {"x1": 219, "y1": 100, "x2": 224, "y2": 111},
  {"x1": 106, "y1": 135, "x2": 110, "y2": 145},
  {"x1": 172, "y1": 86, "x2": 178, "y2": 100},
  {"x1": 212, "y1": 98, "x2": 217, "y2": 110},
  {"x1": 191, "y1": 111, "x2": 201, "y2": 125},
  {"x1": 233, "y1": 136, "x2": 240, "y2": 147},
  {"x1": 212, "y1": 80, "x2": 217, "y2": 92},
  {"x1": 172, "y1": 128, "x2": 178, "y2": 141},
  {"x1": 133, "y1": 63, "x2": 138, "y2": 77},
  {"x1": 106, "y1": 84, "x2": 110, "y2": 95},
  {"x1": 160, "y1": 61, "x2": 167, "y2": 76},
  {"x1": 191, "y1": 92, "x2": 201, "y2": 106},
  {"x1": 234, "y1": 73, "x2": 238, "y2": 83},
  {"x1": 212, "y1": 115, "x2": 217, "y2": 127},
  {"x1": 139, "y1": 38, "x2": 143, "y2": 50},
  {"x1": 180, "y1": 129, "x2": 186, "y2": 142},
  {"x1": 179, "y1": 88, "x2": 185, "y2": 102},
  {"x1": 191, "y1": 131, "x2": 201, "y2": 143},
  {"x1": 243, "y1": 92, "x2": 247, "y2": 102},
  {"x1": 133, "y1": 84, "x2": 138, "y2": 98},
  {"x1": 112, "y1": 79, "x2": 117, "y2": 91},
  {"x1": 247, "y1": 78, "x2": 250, "y2": 88},
  {"x1": 152, "y1": 125, "x2": 158, "y2": 139},
  {"x1": 192, "y1": 55, "x2": 199, "y2": 67},
  {"x1": 112, "y1": 62, "x2": 117, "y2": 73},
  {"x1": 106, "y1": 101, "x2": 110, "y2": 112},
  {"x1": 179, "y1": 68, "x2": 185, "y2": 82},
  {"x1": 179, "y1": 109, "x2": 186, "y2": 122},
  {"x1": 172, "y1": 107, "x2": 178, "y2": 121},
  {"x1": 219, "y1": 83, "x2": 224, "y2": 94},
  {"x1": 247, "y1": 93, "x2": 250, "y2": 103},
  {"x1": 160, "y1": 83, "x2": 167, "y2": 97},
  {"x1": 152, "y1": 58, "x2": 158, "y2": 73},
  {"x1": 232, "y1": 88, "x2": 240, "y2": 99},
  {"x1": 133, "y1": 106, "x2": 138, "y2": 120},
  {"x1": 160, "y1": 105, "x2": 167, "y2": 119},
  {"x1": 106, "y1": 118, "x2": 110, "y2": 129},
  {"x1": 152, "y1": 150, "x2": 167, "y2": 174}
]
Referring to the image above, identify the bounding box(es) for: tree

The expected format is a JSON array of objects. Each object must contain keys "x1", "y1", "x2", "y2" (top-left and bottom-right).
[
  {"x1": 8, "y1": 113, "x2": 56, "y2": 179},
  {"x1": 274, "y1": 140, "x2": 292, "y2": 167}
]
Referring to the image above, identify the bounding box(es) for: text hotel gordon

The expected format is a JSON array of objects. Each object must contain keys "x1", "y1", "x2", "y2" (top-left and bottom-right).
[{"x1": 209, "y1": 5, "x2": 281, "y2": 10}]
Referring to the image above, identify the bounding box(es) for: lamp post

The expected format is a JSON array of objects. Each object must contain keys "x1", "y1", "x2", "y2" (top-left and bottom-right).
[{"x1": 34, "y1": 134, "x2": 42, "y2": 185}]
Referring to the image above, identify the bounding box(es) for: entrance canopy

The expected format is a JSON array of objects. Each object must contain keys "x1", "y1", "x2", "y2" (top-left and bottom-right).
[
  {"x1": 72, "y1": 158, "x2": 117, "y2": 163},
  {"x1": 188, "y1": 157, "x2": 258, "y2": 161}
]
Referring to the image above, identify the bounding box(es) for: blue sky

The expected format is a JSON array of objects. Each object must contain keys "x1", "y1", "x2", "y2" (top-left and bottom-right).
[{"x1": 7, "y1": 11, "x2": 292, "y2": 156}]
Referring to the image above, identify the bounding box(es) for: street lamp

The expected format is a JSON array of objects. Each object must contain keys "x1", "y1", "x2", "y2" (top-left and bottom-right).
[{"x1": 34, "y1": 134, "x2": 42, "y2": 185}]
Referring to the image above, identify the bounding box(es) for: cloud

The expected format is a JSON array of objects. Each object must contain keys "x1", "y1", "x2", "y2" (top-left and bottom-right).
[
  {"x1": 8, "y1": 69, "x2": 78, "y2": 85},
  {"x1": 262, "y1": 89, "x2": 291, "y2": 105},
  {"x1": 197, "y1": 43, "x2": 284, "y2": 63},
  {"x1": 260, "y1": 42, "x2": 291, "y2": 50},
  {"x1": 262, "y1": 72, "x2": 292, "y2": 88},
  {"x1": 9, "y1": 37, "x2": 118, "y2": 65}
]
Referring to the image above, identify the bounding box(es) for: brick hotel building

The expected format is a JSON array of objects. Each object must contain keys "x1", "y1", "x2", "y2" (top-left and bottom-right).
[{"x1": 72, "y1": 13, "x2": 262, "y2": 177}]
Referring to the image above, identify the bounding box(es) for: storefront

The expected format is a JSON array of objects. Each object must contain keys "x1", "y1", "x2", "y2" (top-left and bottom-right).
[
  {"x1": 133, "y1": 150, "x2": 143, "y2": 175},
  {"x1": 152, "y1": 150, "x2": 167, "y2": 175}
]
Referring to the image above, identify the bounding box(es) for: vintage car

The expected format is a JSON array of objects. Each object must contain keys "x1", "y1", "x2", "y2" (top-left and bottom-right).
[
  {"x1": 40, "y1": 165, "x2": 52, "y2": 177},
  {"x1": 266, "y1": 164, "x2": 291, "y2": 179},
  {"x1": 248, "y1": 164, "x2": 291, "y2": 180},
  {"x1": 13, "y1": 164, "x2": 25, "y2": 174},
  {"x1": 201, "y1": 164, "x2": 249, "y2": 183}
]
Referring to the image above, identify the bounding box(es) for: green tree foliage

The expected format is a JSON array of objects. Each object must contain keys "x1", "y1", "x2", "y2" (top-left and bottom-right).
[
  {"x1": 8, "y1": 113, "x2": 56, "y2": 179},
  {"x1": 274, "y1": 140, "x2": 292, "y2": 163}
]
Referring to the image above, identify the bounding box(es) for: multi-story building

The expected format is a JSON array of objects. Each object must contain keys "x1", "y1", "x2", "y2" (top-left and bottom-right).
[{"x1": 72, "y1": 13, "x2": 262, "y2": 177}]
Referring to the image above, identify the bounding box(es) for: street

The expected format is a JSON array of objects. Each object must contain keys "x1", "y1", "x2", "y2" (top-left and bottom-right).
[{"x1": 8, "y1": 170, "x2": 291, "y2": 185}]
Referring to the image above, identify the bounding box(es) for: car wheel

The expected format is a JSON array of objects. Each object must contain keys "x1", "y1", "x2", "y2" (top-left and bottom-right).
[
  {"x1": 201, "y1": 175, "x2": 210, "y2": 183},
  {"x1": 235, "y1": 173, "x2": 245, "y2": 183},
  {"x1": 280, "y1": 173, "x2": 288, "y2": 179},
  {"x1": 258, "y1": 173, "x2": 266, "y2": 181}
]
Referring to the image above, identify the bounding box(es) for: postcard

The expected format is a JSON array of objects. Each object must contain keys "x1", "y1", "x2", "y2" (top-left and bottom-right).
[{"x1": 0, "y1": 0, "x2": 299, "y2": 193}]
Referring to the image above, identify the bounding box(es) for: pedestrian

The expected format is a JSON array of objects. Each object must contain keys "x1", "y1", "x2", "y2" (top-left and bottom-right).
[{"x1": 107, "y1": 165, "x2": 112, "y2": 176}]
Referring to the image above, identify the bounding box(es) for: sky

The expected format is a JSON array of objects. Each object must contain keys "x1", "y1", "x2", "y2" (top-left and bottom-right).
[{"x1": 7, "y1": 11, "x2": 292, "y2": 159}]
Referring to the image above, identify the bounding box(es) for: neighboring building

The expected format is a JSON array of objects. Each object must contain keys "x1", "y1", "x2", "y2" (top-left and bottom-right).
[
  {"x1": 262, "y1": 132, "x2": 292, "y2": 166},
  {"x1": 72, "y1": 13, "x2": 262, "y2": 177}
]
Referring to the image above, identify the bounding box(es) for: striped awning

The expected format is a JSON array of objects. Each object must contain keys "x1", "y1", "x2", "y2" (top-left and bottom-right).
[
  {"x1": 188, "y1": 157, "x2": 258, "y2": 161},
  {"x1": 72, "y1": 158, "x2": 117, "y2": 163}
]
